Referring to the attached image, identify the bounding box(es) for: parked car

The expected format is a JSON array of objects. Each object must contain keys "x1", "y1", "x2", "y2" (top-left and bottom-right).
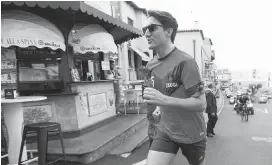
[
  {"x1": 229, "y1": 96, "x2": 235, "y2": 104},
  {"x1": 226, "y1": 92, "x2": 233, "y2": 98},
  {"x1": 265, "y1": 94, "x2": 272, "y2": 99},
  {"x1": 258, "y1": 96, "x2": 268, "y2": 103}
]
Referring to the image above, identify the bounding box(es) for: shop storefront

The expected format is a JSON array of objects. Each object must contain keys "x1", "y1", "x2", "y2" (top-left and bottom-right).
[
  {"x1": 1, "y1": 9, "x2": 66, "y2": 164},
  {"x1": 67, "y1": 23, "x2": 120, "y2": 124},
  {"x1": 1, "y1": 2, "x2": 142, "y2": 160}
]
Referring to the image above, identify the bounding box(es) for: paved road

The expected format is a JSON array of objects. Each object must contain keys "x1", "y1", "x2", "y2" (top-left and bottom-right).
[{"x1": 90, "y1": 97, "x2": 272, "y2": 165}]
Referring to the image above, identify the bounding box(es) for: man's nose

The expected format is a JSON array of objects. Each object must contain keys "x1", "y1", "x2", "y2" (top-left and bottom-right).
[{"x1": 144, "y1": 29, "x2": 151, "y2": 37}]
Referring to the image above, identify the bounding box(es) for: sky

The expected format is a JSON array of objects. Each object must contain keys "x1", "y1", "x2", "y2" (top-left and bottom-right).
[{"x1": 135, "y1": 0, "x2": 272, "y2": 73}]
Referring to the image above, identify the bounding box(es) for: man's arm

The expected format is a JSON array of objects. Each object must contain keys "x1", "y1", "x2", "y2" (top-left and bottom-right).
[{"x1": 163, "y1": 90, "x2": 206, "y2": 112}]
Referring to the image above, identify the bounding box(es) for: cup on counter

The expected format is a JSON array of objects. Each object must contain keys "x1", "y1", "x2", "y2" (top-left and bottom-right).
[{"x1": 4, "y1": 89, "x2": 17, "y2": 99}]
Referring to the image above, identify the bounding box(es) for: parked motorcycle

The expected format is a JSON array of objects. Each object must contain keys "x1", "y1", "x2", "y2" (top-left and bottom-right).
[
  {"x1": 234, "y1": 102, "x2": 240, "y2": 114},
  {"x1": 247, "y1": 101, "x2": 254, "y2": 115}
]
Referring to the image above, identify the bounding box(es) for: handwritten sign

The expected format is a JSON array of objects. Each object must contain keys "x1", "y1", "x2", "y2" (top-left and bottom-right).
[
  {"x1": 23, "y1": 105, "x2": 53, "y2": 125},
  {"x1": 88, "y1": 93, "x2": 107, "y2": 116}
]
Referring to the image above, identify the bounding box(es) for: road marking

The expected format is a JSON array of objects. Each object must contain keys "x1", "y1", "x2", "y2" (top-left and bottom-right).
[
  {"x1": 217, "y1": 92, "x2": 225, "y2": 115},
  {"x1": 252, "y1": 137, "x2": 272, "y2": 142},
  {"x1": 256, "y1": 108, "x2": 268, "y2": 114}
]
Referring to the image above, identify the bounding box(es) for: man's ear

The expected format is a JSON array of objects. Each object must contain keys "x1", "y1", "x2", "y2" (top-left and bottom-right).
[{"x1": 167, "y1": 28, "x2": 173, "y2": 37}]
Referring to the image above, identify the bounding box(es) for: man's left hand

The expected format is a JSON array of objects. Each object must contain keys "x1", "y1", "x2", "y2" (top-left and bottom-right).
[{"x1": 143, "y1": 87, "x2": 167, "y2": 106}]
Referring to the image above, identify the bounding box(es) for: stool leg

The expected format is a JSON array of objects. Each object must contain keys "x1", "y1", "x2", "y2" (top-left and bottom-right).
[
  {"x1": 58, "y1": 126, "x2": 66, "y2": 164},
  {"x1": 18, "y1": 127, "x2": 27, "y2": 165},
  {"x1": 37, "y1": 129, "x2": 48, "y2": 165}
]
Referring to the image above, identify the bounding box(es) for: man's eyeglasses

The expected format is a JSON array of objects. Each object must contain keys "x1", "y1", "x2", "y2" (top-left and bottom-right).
[{"x1": 142, "y1": 24, "x2": 163, "y2": 34}]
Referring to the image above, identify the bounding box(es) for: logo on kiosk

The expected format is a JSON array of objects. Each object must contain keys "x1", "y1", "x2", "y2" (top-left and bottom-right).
[
  {"x1": 79, "y1": 46, "x2": 100, "y2": 52},
  {"x1": 38, "y1": 40, "x2": 44, "y2": 45},
  {"x1": 80, "y1": 46, "x2": 85, "y2": 51}
]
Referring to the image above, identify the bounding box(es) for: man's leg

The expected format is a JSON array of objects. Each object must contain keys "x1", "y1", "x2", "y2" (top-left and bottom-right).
[
  {"x1": 180, "y1": 139, "x2": 207, "y2": 165},
  {"x1": 211, "y1": 116, "x2": 218, "y2": 134},
  {"x1": 146, "y1": 150, "x2": 176, "y2": 165},
  {"x1": 149, "y1": 138, "x2": 153, "y2": 149},
  {"x1": 206, "y1": 114, "x2": 213, "y2": 135},
  {"x1": 147, "y1": 131, "x2": 179, "y2": 165}
]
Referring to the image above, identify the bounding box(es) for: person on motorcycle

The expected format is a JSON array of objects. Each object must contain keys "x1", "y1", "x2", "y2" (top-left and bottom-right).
[
  {"x1": 234, "y1": 94, "x2": 241, "y2": 111},
  {"x1": 238, "y1": 94, "x2": 250, "y2": 114}
]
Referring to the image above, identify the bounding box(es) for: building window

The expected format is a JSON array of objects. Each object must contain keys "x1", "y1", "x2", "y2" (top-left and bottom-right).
[
  {"x1": 110, "y1": 2, "x2": 121, "y2": 20},
  {"x1": 127, "y1": 17, "x2": 134, "y2": 26}
]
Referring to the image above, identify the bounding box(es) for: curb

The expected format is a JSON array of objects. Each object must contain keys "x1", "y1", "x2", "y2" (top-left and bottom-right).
[{"x1": 217, "y1": 91, "x2": 225, "y2": 115}]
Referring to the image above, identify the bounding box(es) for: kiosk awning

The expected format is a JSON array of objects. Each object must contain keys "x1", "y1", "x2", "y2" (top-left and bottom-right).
[
  {"x1": 68, "y1": 24, "x2": 117, "y2": 54},
  {"x1": 129, "y1": 45, "x2": 151, "y2": 62},
  {"x1": 1, "y1": 10, "x2": 66, "y2": 51},
  {"x1": 1, "y1": 1, "x2": 143, "y2": 44}
]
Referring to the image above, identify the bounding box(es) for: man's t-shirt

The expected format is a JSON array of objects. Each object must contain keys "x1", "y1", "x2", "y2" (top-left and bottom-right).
[{"x1": 146, "y1": 47, "x2": 206, "y2": 144}]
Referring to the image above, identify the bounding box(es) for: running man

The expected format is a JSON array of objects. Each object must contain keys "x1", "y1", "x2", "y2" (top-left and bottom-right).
[{"x1": 142, "y1": 10, "x2": 207, "y2": 165}]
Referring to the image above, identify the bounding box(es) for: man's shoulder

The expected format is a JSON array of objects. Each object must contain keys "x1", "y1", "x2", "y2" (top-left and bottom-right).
[
  {"x1": 205, "y1": 90, "x2": 214, "y2": 96},
  {"x1": 172, "y1": 48, "x2": 194, "y2": 62},
  {"x1": 146, "y1": 56, "x2": 160, "y2": 70}
]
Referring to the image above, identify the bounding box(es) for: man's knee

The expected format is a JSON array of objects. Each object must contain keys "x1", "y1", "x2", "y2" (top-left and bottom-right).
[{"x1": 147, "y1": 150, "x2": 176, "y2": 165}]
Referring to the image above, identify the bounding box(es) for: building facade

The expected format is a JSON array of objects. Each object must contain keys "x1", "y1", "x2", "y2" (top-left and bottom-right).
[
  {"x1": 175, "y1": 29, "x2": 215, "y2": 83},
  {"x1": 87, "y1": 1, "x2": 151, "y2": 82}
]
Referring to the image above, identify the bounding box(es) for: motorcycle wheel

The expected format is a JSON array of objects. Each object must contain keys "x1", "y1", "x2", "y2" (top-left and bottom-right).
[{"x1": 245, "y1": 110, "x2": 249, "y2": 121}]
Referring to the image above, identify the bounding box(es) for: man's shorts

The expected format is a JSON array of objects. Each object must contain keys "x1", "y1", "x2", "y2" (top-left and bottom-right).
[{"x1": 150, "y1": 131, "x2": 206, "y2": 165}]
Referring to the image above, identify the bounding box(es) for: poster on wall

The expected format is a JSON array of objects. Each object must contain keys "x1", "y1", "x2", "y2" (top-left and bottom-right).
[
  {"x1": 79, "y1": 93, "x2": 89, "y2": 116},
  {"x1": 71, "y1": 68, "x2": 80, "y2": 82},
  {"x1": 88, "y1": 93, "x2": 107, "y2": 116},
  {"x1": 1, "y1": 48, "x2": 16, "y2": 69},
  {"x1": 101, "y1": 61, "x2": 110, "y2": 71},
  {"x1": 107, "y1": 90, "x2": 115, "y2": 107}
]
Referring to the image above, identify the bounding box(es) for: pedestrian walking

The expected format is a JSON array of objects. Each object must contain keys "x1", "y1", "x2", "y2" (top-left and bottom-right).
[
  {"x1": 142, "y1": 10, "x2": 207, "y2": 165},
  {"x1": 205, "y1": 83, "x2": 218, "y2": 137}
]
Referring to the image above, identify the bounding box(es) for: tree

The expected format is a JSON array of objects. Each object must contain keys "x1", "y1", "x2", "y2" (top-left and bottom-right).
[{"x1": 257, "y1": 84, "x2": 262, "y2": 89}]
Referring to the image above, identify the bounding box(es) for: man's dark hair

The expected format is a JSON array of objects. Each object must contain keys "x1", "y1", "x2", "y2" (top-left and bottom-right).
[
  {"x1": 147, "y1": 10, "x2": 178, "y2": 43},
  {"x1": 208, "y1": 83, "x2": 213, "y2": 89}
]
